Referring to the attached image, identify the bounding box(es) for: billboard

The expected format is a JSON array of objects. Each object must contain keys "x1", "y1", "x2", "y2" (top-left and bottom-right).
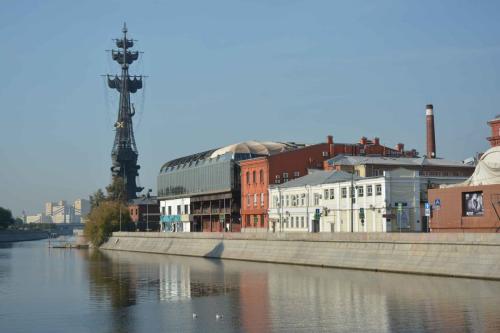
[{"x1": 462, "y1": 191, "x2": 484, "y2": 217}]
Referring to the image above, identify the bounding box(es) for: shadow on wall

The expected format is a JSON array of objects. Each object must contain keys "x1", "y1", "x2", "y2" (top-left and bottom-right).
[{"x1": 204, "y1": 241, "x2": 225, "y2": 258}]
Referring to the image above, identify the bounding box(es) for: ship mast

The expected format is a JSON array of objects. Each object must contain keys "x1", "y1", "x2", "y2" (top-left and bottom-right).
[{"x1": 107, "y1": 23, "x2": 144, "y2": 200}]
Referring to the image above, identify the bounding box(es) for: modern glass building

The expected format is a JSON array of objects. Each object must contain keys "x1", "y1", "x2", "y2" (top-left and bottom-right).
[{"x1": 157, "y1": 141, "x2": 301, "y2": 232}]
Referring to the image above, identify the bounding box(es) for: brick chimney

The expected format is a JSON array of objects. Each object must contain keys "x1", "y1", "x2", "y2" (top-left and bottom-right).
[
  {"x1": 327, "y1": 135, "x2": 334, "y2": 156},
  {"x1": 360, "y1": 136, "x2": 368, "y2": 145},
  {"x1": 373, "y1": 137, "x2": 380, "y2": 145},
  {"x1": 396, "y1": 143, "x2": 404, "y2": 153},
  {"x1": 426, "y1": 104, "x2": 436, "y2": 158}
]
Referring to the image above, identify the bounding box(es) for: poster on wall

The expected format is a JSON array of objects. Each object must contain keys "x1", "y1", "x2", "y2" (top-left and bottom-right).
[{"x1": 463, "y1": 191, "x2": 484, "y2": 216}]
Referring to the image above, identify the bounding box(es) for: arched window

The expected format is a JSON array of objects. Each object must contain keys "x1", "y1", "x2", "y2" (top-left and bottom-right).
[
  {"x1": 246, "y1": 171, "x2": 250, "y2": 184},
  {"x1": 253, "y1": 171, "x2": 256, "y2": 184},
  {"x1": 260, "y1": 169, "x2": 264, "y2": 183}
]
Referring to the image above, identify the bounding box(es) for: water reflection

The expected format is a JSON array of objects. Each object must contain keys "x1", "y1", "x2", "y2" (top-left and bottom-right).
[
  {"x1": 87, "y1": 250, "x2": 500, "y2": 333},
  {"x1": 2, "y1": 241, "x2": 499, "y2": 333}
]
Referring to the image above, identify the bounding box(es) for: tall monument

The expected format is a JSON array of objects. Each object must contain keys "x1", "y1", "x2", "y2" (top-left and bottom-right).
[{"x1": 107, "y1": 23, "x2": 144, "y2": 200}]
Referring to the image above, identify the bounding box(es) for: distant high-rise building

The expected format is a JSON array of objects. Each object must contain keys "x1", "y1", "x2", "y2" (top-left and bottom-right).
[{"x1": 73, "y1": 199, "x2": 90, "y2": 224}]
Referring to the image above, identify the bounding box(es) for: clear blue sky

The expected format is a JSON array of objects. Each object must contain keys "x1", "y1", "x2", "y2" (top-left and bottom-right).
[{"x1": 0, "y1": 0, "x2": 498, "y2": 216}]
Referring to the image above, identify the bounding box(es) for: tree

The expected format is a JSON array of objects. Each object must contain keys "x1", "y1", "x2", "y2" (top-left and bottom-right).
[
  {"x1": 0, "y1": 207, "x2": 14, "y2": 229},
  {"x1": 89, "y1": 188, "x2": 106, "y2": 209},
  {"x1": 84, "y1": 201, "x2": 134, "y2": 247},
  {"x1": 106, "y1": 177, "x2": 127, "y2": 202}
]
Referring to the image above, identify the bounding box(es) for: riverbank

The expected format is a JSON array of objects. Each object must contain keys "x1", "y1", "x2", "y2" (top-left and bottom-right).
[
  {"x1": 0, "y1": 230, "x2": 48, "y2": 242},
  {"x1": 101, "y1": 232, "x2": 500, "y2": 280}
]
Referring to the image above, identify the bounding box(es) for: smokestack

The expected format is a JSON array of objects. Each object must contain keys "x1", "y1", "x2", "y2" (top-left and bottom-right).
[
  {"x1": 426, "y1": 104, "x2": 436, "y2": 158},
  {"x1": 327, "y1": 135, "x2": 334, "y2": 156}
]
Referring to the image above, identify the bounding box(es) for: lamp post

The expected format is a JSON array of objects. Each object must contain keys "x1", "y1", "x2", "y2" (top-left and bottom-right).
[{"x1": 146, "y1": 189, "x2": 152, "y2": 232}]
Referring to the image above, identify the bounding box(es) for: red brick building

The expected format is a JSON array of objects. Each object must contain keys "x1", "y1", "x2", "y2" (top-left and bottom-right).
[
  {"x1": 241, "y1": 135, "x2": 416, "y2": 231},
  {"x1": 428, "y1": 116, "x2": 500, "y2": 232},
  {"x1": 428, "y1": 184, "x2": 500, "y2": 232},
  {"x1": 129, "y1": 196, "x2": 160, "y2": 231},
  {"x1": 487, "y1": 115, "x2": 500, "y2": 147}
]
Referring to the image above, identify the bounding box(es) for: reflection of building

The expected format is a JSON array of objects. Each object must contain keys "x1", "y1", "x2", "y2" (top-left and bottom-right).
[
  {"x1": 268, "y1": 169, "x2": 424, "y2": 232},
  {"x1": 241, "y1": 136, "x2": 417, "y2": 232},
  {"x1": 157, "y1": 141, "x2": 301, "y2": 232}
]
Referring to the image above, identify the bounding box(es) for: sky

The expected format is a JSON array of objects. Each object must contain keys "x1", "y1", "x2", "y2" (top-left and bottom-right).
[{"x1": 0, "y1": 0, "x2": 499, "y2": 216}]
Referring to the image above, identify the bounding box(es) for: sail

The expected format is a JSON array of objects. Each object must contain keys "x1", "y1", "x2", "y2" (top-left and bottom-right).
[
  {"x1": 112, "y1": 50, "x2": 139, "y2": 65},
  {"x1": 116, "y1": 38, "x2": 133, "y2": 49},
  {"x1": 107, "y1": 75, "x2": 143, "y2": 93}
]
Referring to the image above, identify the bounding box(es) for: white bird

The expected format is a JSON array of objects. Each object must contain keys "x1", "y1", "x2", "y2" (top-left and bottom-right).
[
  {"x1": 192, "y1": 313, "x2": 197, "y2": 319},
  {"x1": 215, "y1": 313, "x2": 223, "y2": 320}
]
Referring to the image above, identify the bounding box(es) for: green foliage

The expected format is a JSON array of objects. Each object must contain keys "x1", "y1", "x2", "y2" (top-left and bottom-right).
[
  {"x1": 89, "y1": 188, "x2": 106, "y2": 210},
  {"x1": 106, "y1": 176, "x2": 127, "y2": 202},
  {"x1": 84, "y1": 201, "x2": 134, "y2": 247},
  {"x1": 0, "y1": 207, "x2": 14, "y2": 229}
]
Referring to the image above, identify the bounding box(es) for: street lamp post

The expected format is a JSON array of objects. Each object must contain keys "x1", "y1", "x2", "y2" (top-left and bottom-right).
[{"x1": 146, "y1": 189, "x2": 152, "y2": 232}]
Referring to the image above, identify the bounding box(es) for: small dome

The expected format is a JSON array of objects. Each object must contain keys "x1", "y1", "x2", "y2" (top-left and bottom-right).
[{"x1": 209, "y1": 141, "x2": 297, "y2": 159}]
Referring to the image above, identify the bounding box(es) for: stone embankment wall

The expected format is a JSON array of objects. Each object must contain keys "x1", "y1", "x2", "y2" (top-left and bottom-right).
[
  {"x1": 0, "y1": 230, "x2": 48, "y2": 242},
  {"x1": 101, "y1": 232, "x2": 500, "y2": 280}
]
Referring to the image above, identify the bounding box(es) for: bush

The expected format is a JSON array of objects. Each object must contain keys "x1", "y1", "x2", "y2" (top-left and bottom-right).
[{"x1": 84, "y1": 201, "x2": 134, "y2": 247}]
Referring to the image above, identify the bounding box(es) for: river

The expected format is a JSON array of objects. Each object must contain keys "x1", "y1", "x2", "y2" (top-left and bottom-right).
[{"x1": 0, "y1": 240, "x2": 500, "y2": 332}]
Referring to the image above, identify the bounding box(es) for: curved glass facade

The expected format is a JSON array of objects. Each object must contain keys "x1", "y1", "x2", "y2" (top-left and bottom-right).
[{"x1": 158, "y1": 156, "x2": 239, "y2": 199}]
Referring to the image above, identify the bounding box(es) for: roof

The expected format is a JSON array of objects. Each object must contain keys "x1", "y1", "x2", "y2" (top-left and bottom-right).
[
  {"x1": 160, "y1": 141, "x2": 302, "y2": 173},
  {"x1": 326, "y1": 155, "x2": 473, "y2": 168},
  {"x1": 275, "y1": 170, "x2": 360, "y2": 189}
]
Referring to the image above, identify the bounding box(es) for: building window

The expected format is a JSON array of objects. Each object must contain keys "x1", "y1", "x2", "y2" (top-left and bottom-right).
[
  {"x1": 376, "y1": 184, "x2": 382, "y2": 196},
  {"x1": 301, "y1": 193, "x2": 305, "y2": 206},
  {"x1": 184, "y1": 204, "x2": 189, "y2": 214},
  {"x1": 283, "y1": 172, "x2": 288, "y2": 180},
  {"x1": 275, "y1": 179, "x2": 281, "y2": 184},
  {"x1": 358, "y1": 186, "x2": 364, "y2": 197},
  {"x1": 293, "y1": 171, "x2": 300, "y2": 177},
  {"x1": 291, "y1": 216, "x2": 295, "y2": 228},
  {"x1": 314, "y1": 193, "x2": 320, "y2": 205},
  {"x1": 330, "y1": 189, "x2": 335, "y2": 199},
  {"x1": 291, "y1": 195, "x2": 297, "y2": 207},
  {"x1": 286, "y1": 195, "x2": 289, "y2": 207},
  {"x1": 341, "y1": 187, "x2": 347, "y2": 198},
  {"x1": 246, "y1": 171, "x2": 250, "y2": 184},
  {"x1": 260, "y1": 170, "x2": 264, "y2": 183},
  {"x1": 177, "y1": 205, "x2": 181, "y2": 215},
  {"x1": 324, "y1": 189, "x2": 329, "y2": 200},
  {"x1": 168, "y1": 206, "x2": 172, "y2": 215},
  {"x1": 373, "y1": 169, "x2": 380, "y2": 176},
  {"x1": 245, "y1": 215, "x2": 250, "y2": 226},
  {"x1": 254, "y1": 193, "x2": 257, "y2": 206},
  {"x1": 301, "y1": 216, "x2": 305, "y2": 228},
  {"x1": 367, "y1": 185, "x2": 373, "y2": 196},
  {"x1": 260, "y1": 193, "x2": 264, "y2": 207},
  {"x1": 253, "y1": 171, "x2": 257, "y2": 184},
  {"x1": 161, "y1": 207, "x2": 165, "y2": 215},
  {"x1": 247, "y1": 194, "x2": 251, "y2": 206}
]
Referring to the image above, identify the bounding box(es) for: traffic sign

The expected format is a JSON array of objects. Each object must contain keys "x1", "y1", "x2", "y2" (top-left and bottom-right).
[
  {"x1": 359, "y1": 208, "x2": 365, "y2": 219},
  {"x1": 434, "y1": 198, "x2": 441, "y2": 207},
  {"x1": 424, "y1": 202, "x2": 431, "y2": 217}
]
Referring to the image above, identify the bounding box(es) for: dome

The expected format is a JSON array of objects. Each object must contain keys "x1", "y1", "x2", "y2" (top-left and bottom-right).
[{"x1": 209, "y1": 141, "x2": 298, "y2": 159}]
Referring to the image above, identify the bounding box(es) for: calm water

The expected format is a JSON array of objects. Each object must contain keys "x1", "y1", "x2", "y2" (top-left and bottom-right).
[{"x1": 1, "y1": 240, "x2": 500, "y2": 333}]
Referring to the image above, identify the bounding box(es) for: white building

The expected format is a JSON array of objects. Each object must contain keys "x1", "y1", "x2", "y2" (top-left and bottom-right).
[
  {"x1": 26, "y1": 214, "x2": 51, "y2": 224},
  {"x1": 73, "y1": 199, "x2": 90, "y2": 224},
  {"x1": 268, "y1": 169, "x2": 423, "y2": 233},
  {"x1": 159, "y1": 197, "x2": 192, "y2": 232}
]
